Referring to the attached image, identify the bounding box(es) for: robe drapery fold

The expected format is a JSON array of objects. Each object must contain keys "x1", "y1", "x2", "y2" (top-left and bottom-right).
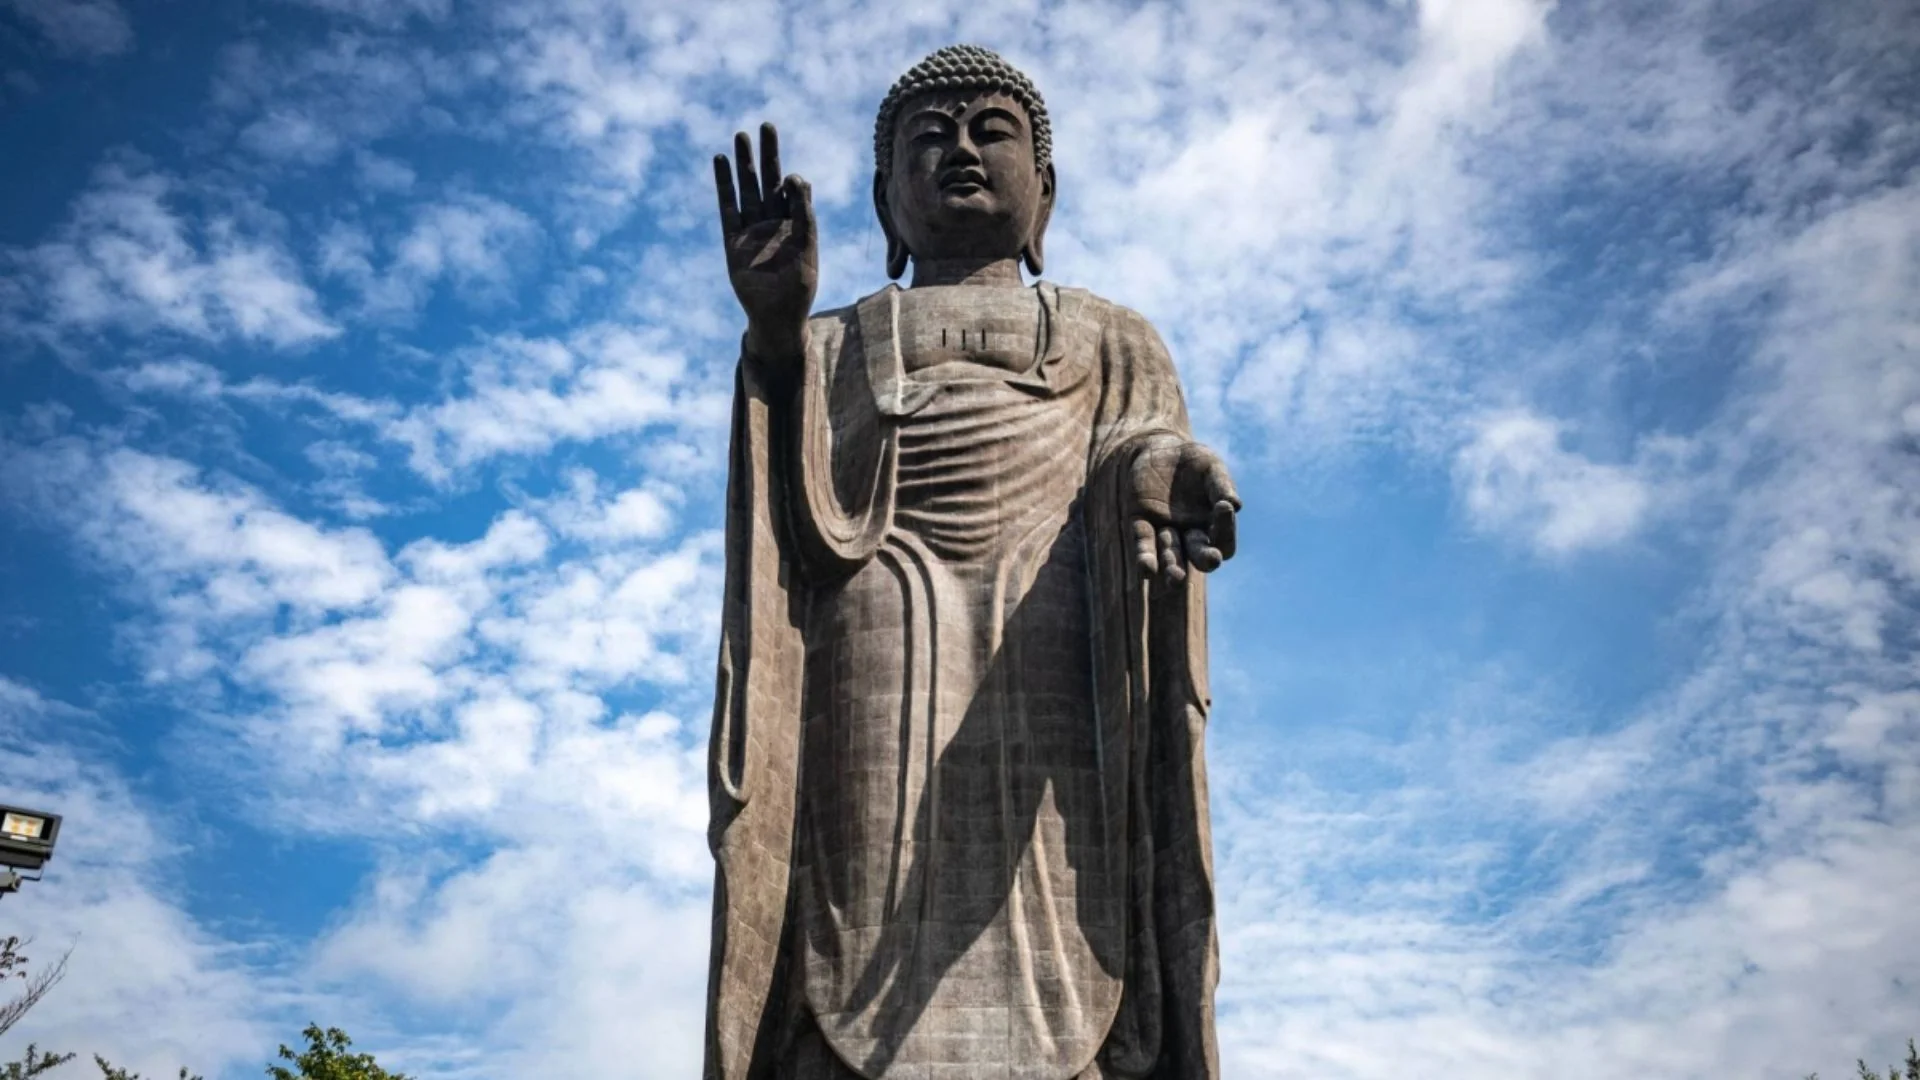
[{"x1": 706, "y1": 284, "x2": 1219, "y2": 1080}]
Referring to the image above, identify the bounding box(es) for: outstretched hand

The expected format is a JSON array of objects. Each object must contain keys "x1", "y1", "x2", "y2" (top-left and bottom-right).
[
  {"x1": 714, "y1": 122, "x2": 818, "y2": 368},
  {"x1": 1125, "y1": 436, "x2": 1241, "y2": 586}
]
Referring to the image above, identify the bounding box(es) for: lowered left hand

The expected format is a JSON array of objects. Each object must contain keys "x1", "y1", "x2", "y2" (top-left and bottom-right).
[{"x1": 1125, "y1": 434, "x2": 1241, "y2": 586}]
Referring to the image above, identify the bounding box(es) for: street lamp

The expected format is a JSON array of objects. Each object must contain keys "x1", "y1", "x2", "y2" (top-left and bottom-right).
[{"x1": 0, "y1": 804, "x2": 61, "y2": 898}]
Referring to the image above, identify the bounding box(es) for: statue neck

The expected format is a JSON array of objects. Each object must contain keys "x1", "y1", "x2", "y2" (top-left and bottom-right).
[{"x1": 909, "y1": 257, "x2": 1025, "y2": 288}]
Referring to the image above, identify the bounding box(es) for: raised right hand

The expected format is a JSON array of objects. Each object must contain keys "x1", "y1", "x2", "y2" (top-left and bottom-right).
[{"x1": 714, "y1": 122, "x2": 817, "y2": 372}]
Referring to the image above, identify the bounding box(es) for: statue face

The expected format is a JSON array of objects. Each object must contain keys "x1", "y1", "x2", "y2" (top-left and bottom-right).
[{"x1": 883, "y1": 89, "x2": 1052, "y2": 264}]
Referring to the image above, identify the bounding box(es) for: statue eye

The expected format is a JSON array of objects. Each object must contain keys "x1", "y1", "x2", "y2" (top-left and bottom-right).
[
  {"x1": 905, "y1": 115, "x2": 954, "y2": 147},
  {"x1": 975, "y1": 114, "x2": 1021, "y2": 143}
]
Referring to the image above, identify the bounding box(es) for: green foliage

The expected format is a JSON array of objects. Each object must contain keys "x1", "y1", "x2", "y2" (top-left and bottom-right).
[
  {"x1": 5, "y1": 940, "x2": 402, "y2": 1080},
  {"x1": 0, "y1": 1046, "x2": 75, "y2": 1080},
  {"x1": 1, "y1": 937, "x2": 74, "y2": 1080},
  {"x1": 1807, "y1": 1038, "x2": 1920, "y2": 1080},
  {"x1": 0, "y1": 936, "x2": 69, "y2": 1040},
  {"x1": 1853, "y1": 1038, "x2": 1920, "y2": 1080},
  {"x1": 92, "y1": 1054, "x2": 202, "y2": 1080},
  {"x1": 265, "y1": 1025, "x2": 410, "y2": 1080}
]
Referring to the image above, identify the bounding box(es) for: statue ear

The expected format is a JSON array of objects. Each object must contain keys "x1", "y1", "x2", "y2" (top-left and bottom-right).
[
  {"x1": 874, "y1": 170, "x2": 910, "y2": 280},
  {"x1": 1022, "y1": 163, "x2": 1056, "y2": 278}
]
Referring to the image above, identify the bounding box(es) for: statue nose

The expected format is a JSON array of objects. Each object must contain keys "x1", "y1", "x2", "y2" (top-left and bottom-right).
[{"x1": 946, "y1": 134, "x2": 982, "y2": 165}]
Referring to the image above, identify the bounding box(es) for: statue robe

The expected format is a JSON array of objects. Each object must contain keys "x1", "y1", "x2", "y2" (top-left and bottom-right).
[{"x1": 705, "y1": 283, "x2": 1219, "y2": 1080}]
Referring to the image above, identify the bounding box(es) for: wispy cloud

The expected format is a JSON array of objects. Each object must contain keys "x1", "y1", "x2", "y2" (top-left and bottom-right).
[
  {"x1": 385, "y1": 325, "x2": 724, "y2": 483},
  {"x1": 213, "y1": 33, "x2": 466, "y2": 171},
  {"x1": 319, "y1": 195, "x2": 542, "y2": 318},
  {"x1": 1, "y1": 165, "x2": 336, "y2": 348},
  {"x1": 1, "y1": 0, "x2": 132, "y2": 59},
  {"x1": 1453, "y1": 409, "x2": 1655, "y2": 556}
]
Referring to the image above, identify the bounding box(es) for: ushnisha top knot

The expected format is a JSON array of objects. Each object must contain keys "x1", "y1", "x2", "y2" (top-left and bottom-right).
[{"x1": 873, "y1": 44, "x2": 1051, "y2": 179}]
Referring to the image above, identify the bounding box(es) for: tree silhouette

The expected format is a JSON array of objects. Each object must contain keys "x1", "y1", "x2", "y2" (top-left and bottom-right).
[
  {"x1": 0, "y1": 937, "x2": 68, "y2": 1041},
  {"x1": 1806, "y1": 1038, "x2": 1920, "y2": 1080},
  {"x1": 265, "y1": 1025, "x2": 409, "y2": 1080},
  {"x1": 90, "y1": 1056, "x2": 201, "y2": 1080}
]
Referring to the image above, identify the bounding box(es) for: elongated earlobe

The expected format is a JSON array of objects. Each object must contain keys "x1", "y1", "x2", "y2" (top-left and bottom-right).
[
  {"x1": 874, "y1": 170, "x2": 910, "y2": 280},
  {"x1": 1024, "y1": 164, "x2": 1056, "y2": 278}
]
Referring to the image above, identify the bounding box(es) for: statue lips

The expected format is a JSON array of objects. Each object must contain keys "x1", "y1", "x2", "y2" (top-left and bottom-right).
[{"x1": 938, "y1": 166, "x2": 990, "y2": 195}]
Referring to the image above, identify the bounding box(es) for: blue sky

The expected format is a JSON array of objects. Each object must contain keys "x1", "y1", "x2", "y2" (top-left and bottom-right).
[{"x1": 0, "y1": 0, "x2": 1915, "y2": 1076}]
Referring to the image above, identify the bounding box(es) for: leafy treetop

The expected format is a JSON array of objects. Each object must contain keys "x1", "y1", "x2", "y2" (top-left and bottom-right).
[
  {"x1": 265, "y1": 1025, "x2": 410, "y2": 1080},
  {"x1": 1806, "y1": 1039, "x2": 1920, "y2": 1080},
  {"x1": 92, "y1": 1055, "x2": 201, "y2": 1080}
]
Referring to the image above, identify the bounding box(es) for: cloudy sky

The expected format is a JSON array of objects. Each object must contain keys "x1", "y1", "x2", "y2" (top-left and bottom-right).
[{"x1": 0, "y1": 0, "x2": 1915, "y2": 1076}]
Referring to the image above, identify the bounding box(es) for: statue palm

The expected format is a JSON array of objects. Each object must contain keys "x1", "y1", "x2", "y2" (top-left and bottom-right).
[
  {"x1": 1128, "y1": 434, "x2": 1241, "y2": 582},
  {"x1": 713, "y1": 123, "x2": 817, "y2": 372}
]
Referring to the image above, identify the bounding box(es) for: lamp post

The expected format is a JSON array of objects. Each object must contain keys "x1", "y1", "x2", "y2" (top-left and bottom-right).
[{"x1": 0, "y1": 804, "x2": 60, "y2": 898}]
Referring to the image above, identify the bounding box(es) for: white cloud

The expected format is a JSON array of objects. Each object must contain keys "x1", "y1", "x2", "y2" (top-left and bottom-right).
[
  {"x1": 313, "y1": 838, "x2": 710, "y2": 1078},
  {"x1": 1398, "y1": 0, "x2": 1549, "y2": 137},
  {"x1": 239, "y1": 107, "x2": 343, "y2": 164},
  {"x1": 537, "y1": 471, "x2": 678, "y2": 545},
  {"x1": 393, "y1": 198, "x2": 537, "y2": 292},
  {"x1": 106, "y1": 360, "x2": 404, "y2": 524},
  {"x1": 386, "y1": 323, "x2": 723, "y2": 482},
  {"x1": 118, "y1": 357, "x2": 227, "y2": 398},
  {"x1": 354, "y1": 152, "x2": 417, "y2": 194},
  {"x1": 1, "y1": 440, "x2": 393, "y2": 680},
  {"x1": 320, "y1": 195, "x2": 540, "y2": 317},
  {"x1": 88, "y1": 450, "x2": 392, "y2": 616},
  {"x1": 1454, "y1": 409, "x2": 1653, "y2": 555},
  {"x1": 1685, "y1": 185, "x2": 1920, "y2": 658},
  {"x1": 1028, "y1": 0, "x2": 1538, "y2": 447},
  {"x1": 1826, "y1": 691, "x2": 1920, "y2": 766},
  {"x1": 2, "y1": 165, "x2": 336, "y2": 348},
  {"x1": 1, "y1": 0, "x2": 132, "y2": 58},
  {"x1": 475, "y1": 531, "x2": 717, "y2": 695}
]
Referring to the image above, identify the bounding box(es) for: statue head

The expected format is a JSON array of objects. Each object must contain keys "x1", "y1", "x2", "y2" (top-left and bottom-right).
[{"x1": 872, "y1": 45, "x2": 1056, "y2": 280}]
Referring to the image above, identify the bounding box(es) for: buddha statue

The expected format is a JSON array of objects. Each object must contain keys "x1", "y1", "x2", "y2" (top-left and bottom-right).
[{"x1": 703, "y1": 44, "x2": 1239, "y2": 1080}]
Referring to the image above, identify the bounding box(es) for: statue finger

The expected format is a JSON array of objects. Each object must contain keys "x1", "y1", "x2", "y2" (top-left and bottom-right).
[
  {"x1": 733, "y1": 131, "x2": 764, "y2": 220},
  {"x1": 1132, "y1": 517, "x2": 1158, "y2": 578},
  {"x1": 788, "y1": 175, "x2": 816, "y2": 243},
  {"x1": 1184, "y1": 528, "x2": 1222, "y2": 573},
  {"x1": 712, "y1": 155, "x2": 743, "y2": 239},
  {"x1": 759, "y1": 122, "x2": 785, "y2": 217},
  {"x1": 1211, "y1": 499, "x2": 1238, "y2": 561},
  {"x1": 1158, "y1": 526, "x2": 1187, "y2": 585}
]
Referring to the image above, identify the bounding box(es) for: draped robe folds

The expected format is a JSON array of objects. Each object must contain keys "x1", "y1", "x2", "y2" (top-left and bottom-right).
[{"x1": 705, "y1": 283, "x2": 1219, "y2": 1080}]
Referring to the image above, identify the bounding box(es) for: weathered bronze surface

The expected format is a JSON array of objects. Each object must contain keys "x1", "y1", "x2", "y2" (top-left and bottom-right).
[{"x1": 704, "y1": 45, "x2": 1240, "y2": 1080}]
